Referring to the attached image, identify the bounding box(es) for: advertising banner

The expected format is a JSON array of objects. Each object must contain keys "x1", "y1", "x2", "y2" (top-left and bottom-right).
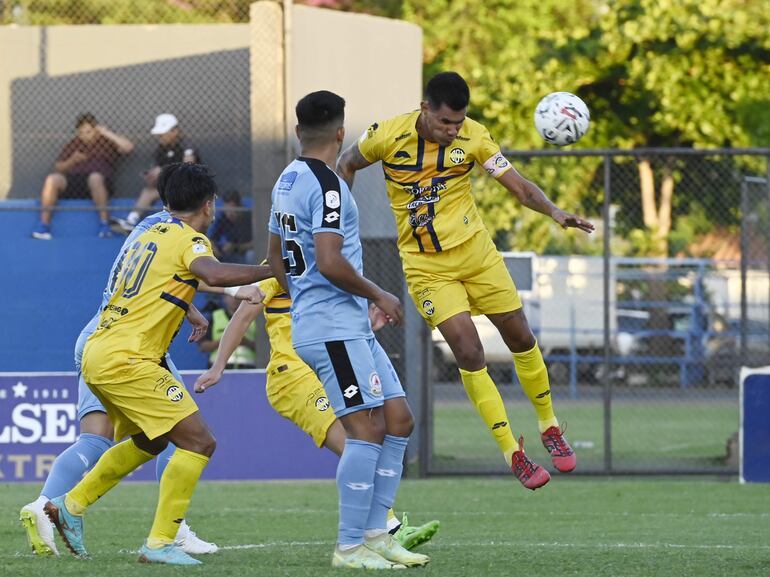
[
  {"x1": 740, "y1": 366, "x2": 770, "y2": 483},
  {"x1": 0, "y1": 371, "x2": 338, "y2": 482}
]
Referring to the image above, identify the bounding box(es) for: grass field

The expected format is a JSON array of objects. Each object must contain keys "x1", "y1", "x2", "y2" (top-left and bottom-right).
[
  {"x1": 2, "y1": 477, "x2": 768, "y2": 577},
  {"x1": 432, "y1": 387, "x2": 737, "y2": 473}
]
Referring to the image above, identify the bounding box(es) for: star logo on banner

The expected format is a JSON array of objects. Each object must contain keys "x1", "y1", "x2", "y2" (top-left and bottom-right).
[
  {"x1": 12, "y1": 381, "x2": 28, "y2": 398},
  {"x1": 0, "y1": 389, "x2": 6, "y2": 399}
]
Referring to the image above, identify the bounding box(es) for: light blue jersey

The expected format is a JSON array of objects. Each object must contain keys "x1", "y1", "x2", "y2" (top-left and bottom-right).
[
  {"x1": 75, "y1": 211, "x2": 179, "y2": 419},
  {"x1": 269, "y1": 157, "x2": 372, "y2": 348}
]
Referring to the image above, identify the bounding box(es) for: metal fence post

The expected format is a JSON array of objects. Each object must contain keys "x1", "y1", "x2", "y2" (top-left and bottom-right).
[{"x1": 602, "y1": 154, "x2": 613, "y2": 473}]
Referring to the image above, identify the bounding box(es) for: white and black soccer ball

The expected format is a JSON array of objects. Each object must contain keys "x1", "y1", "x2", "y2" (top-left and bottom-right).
[{"x1": 534, "y1": 92, "x2": 590, "y2": 146}]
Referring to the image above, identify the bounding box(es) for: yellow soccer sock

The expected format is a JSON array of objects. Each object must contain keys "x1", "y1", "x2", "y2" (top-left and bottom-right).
[
  {"x1": 513, "y1": 342, "x2": 559, "y2": 433},
  {"x1": 459, "y1": 367, "x2": 518, "y2": 466},
  {"x1": 147, "y1": 448, "x2": 209, "y2": 548},
  {"x1": 67, "y1": 438, "x2": 154, "y2": 514}
]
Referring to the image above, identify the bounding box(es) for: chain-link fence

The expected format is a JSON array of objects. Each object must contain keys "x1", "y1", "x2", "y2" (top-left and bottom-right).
[{"x1": 425, "y1": 150, "x2": 770, "y2": 476}]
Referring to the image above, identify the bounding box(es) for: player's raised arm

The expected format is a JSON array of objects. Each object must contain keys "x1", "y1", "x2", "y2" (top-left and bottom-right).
[
  {"x1": 336, "y1": 141, "x2": 373, "y2": 188},
  {"x1": 194, "y1": 299, "x2": 263, "y2": 393},
  {"x1": 315, "y1": 232, "x2": 403, "y2": 326},
  {"x1": 495, "y1": 162, "x2": 594, "y2": 234},
  {"x1": 189, "y1": 257, "x2": 272, "y2": 287}
]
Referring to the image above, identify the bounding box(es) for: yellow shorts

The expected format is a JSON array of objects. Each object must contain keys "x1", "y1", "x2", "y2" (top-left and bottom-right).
[
  {"x1": 401, "y1": 230, "x2": 522, "y2": 328},
  {"x1": 86, "y1": 361, "x2": 199, "y2": 442},
  {"x1": 266, "y1": 364, "x2": 336, "y2": 448}
]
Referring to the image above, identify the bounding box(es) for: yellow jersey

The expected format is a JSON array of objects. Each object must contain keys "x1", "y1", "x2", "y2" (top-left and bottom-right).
[
  {"x1": 257, "y1": 278, "x2": 305, "y2": 375},
  {"x1": 84, "y1": 218, "x2": 214, "y2": 383},
  {"x1": 357, "y1": 110, "x2": 512, "y2": 253}
]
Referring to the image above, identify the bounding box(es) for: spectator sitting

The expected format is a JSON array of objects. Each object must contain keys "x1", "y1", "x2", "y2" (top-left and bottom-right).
[
  {"x1": 197, "y1": 294, "x2": 257, "y2": 369},
  {"x1": 31, "y1": 113, "x2": 134, "y2": 240},
  {"x1": 113, "y1": 113, "x2": 201, "y2": 232},
  {"x1": 208, "y1": 189, "x2": 255, "y2": 264}
]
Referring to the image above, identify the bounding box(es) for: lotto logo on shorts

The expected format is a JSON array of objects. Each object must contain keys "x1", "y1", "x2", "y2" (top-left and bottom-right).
[
  {"x1": 166, "y1": 385, "x2": 184, "y2": 402},
  {"x1": 422, "y1": 299, "x2": 435, "y2": 316},
  {"x1": 315, "y1": 396, "x2": 330, "y2": 412},
  {"x1": 343, "y1": 385, "x2": 359, "y2": 399},
  {"x1": 369, "y1": 372, "x2": 383, "y2": 396}
]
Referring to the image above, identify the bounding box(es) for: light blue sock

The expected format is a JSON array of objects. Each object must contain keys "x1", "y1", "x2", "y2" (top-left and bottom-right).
[
  {"x1": 337, "y1": 438, "x2": 381, "y2": 546},
  {"x1": 40, "y1": 433, "x2": 113, "y2": 499},
  {"x1": 155, "y1": 442, "x2": 176, "y2": 481},
  {"x1": 365, "y1": 435, "x2": 408, "y2": 531}
]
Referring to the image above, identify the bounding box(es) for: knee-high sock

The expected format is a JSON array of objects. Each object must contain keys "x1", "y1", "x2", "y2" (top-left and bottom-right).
[
  {"x1": 513, "y1": 341, "x2": 558, "y2": 433},
  {"x1": 460, "y1": 367, "x2": 518, "y2": 466},
  {"x1": 147, "y1": 448, "x2": 209, "y2": 548},
  {"x1": 365, "y1": 435, "x2": 407, "y2": 532},
  {"x1": 40, "y1": 433, "x2": 113, "y2": 500},
  {"x1": 337, "y1": 439, "x2": 381, "y2": 546},
  {"x1": 66, "y1": 438, "x2": 154, "y2": 515},
  {"x1": 155, "y1": 442, "x2": 176, "y2": 482}
]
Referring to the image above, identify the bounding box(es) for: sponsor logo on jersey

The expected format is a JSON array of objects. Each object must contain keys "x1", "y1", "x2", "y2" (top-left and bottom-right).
[
  {"x1": 394, "y1": 131, "x2": 411, "y2": 142},
  {"x1": 409, "y1": 213, "x2": 435, "y2": 228},
  {"x1": 106, "y1": 304, "x2": 129, "y2": 316},
  {"x1": 343, "y1": 385, "x2": 359, "y2": 399},
  {"x1": 325, "y1": 190, "x2": 340, "y2": 209},
  {"x1": 422, "y1": 299, "x2": 435, "y2": 316},
  {"x1": 315, "y1": 396, "x2": 330, "y2": 412},
  {"x1": 369, "y1": 372, "x2": 382, "y2": 396},
  {"x1": 455, "y1": 135, "x2": 470, "y2": 141},
  {"x1": 449, "y1": 147, "x2": 466, "y2": 164},
  {"x1": 192, "y1": 243, "x2": 208, "y2": 254},
  {"x1": 278, "y1": 170, "x2": 298, "y2": 191},
  {"x1": 406, "y1": 195, "x2": 440, "y2": 210},
  {"x1": 324, "y1": 211, "x2": 340, "y2": 224},
  {"x1": 367, "y1": 123, "x2": 379, "y2": 138},
  {"x1": 404, "y1": 182, "x2": 446, "y2": 197},
  {"x1": 166, "y1": 385, "x2": 184, "y2": 402}
]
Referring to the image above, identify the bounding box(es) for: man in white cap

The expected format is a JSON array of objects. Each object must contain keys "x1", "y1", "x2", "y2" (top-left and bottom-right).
[{"x1": 114, "y1": 113, "x2": 201, "y2": 232}]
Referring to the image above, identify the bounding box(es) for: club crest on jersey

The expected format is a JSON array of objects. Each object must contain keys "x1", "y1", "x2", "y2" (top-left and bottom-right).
[
  {"x1": 325, "y1": 190, "x2": 340, "y2": 209},
  {"x1": 315, "y1": 396, "x2": 330, "y2": 412},
  {"x1": 422, "y1": 299, "x2": 435, "y2": 316},
  {"x1": 369, "y1": 372, "x2": 383, "y2": 396},
  {"x1": 449, "y1": 147, "x2": 466, "y2": 164},
  {"x1": 166, "y1": 385, "x2": 184, "y2": 402}
]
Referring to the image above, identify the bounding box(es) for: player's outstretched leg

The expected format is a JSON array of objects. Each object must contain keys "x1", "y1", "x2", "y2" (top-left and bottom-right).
[
  {"x1": 392, "y1": 513, "x2": 440, "y2": 550},
  {"x1": 20, "y1": 430, "x2": 113, "y2": 556},
  {"x1": 512, "y1": 342, "x2": 576, "y2": 472}
]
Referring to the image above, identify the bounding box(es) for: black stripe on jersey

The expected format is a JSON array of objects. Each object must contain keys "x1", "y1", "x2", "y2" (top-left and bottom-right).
[
  {"x1": 325, "y1": 341, "x2": 364, "y2": 409},
  {"x1": 301, "y1": 157, "x2": 342, "y2": 229},
  {"x1": 160, "y1": 292, "x2": 190, "y2": 312},
  {"x1": 265, "y1": 306, "x2": 291, "y2": 314},
  {"x1": 173, "y1": 274, "x2": 199, "y2": 289}
]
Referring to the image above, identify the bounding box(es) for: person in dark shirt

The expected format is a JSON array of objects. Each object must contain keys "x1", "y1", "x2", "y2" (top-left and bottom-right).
[
  {"x1": 115, "y1": 113, "x2": 200, "y2": 232},
  {"x1": 208, "y1": 190, "x2": 254, "y2": 264},
  {"x1": 32, "y1": 113, "x2": 134, "y2": 240}
]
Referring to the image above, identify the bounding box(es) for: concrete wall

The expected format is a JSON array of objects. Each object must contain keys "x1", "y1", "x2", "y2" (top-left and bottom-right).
[
  {"x1": 289, "y1": 4, "x2": 422, "y2": 238},
  {"x1": 0, "y1": 24, "x2": 252, "y2": 200}
]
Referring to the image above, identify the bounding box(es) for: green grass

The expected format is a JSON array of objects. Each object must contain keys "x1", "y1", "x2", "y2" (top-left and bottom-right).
[
  {"x1": 432, "y1": 395, "x2": 737, "y2": 472},
  {"x1": 2, "y1": 478, "x2": 769, "y2": 577}
]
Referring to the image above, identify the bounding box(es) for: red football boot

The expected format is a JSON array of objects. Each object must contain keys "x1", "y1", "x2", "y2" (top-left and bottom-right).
[
  {"x1": 541, "y1": 425, "x2": 577, "y2": 472},
  {"x1": 511, "y1": 436, "x2": 550, "y2": 490}
]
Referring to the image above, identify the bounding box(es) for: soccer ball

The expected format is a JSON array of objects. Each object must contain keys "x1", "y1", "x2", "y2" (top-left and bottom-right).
[{"x1": 534, "y1": 92, "x2": 590, "y2": 146}]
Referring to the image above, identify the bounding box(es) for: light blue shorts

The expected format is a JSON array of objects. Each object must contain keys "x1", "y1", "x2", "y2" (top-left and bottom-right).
[
  {"x1": 74, "y1": 316, "x2": 182, "y2": 421},
  {"x1": 295, "y1": 337, "x2": 405, "y2": 418}
]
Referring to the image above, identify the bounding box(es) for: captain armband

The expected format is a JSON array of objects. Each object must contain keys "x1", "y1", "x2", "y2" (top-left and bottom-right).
[{"x1": 482, "y1": 151, "x2": 512, "y2": 178}]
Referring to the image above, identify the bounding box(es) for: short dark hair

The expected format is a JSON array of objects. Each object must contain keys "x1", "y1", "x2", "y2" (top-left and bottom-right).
[
  {"x1": 161, "y1": 163, "x2": 218, "y2": 213},
  {"x1": 222, "y1": 189, "x2": 242, "y2": 205},
  {"x1": 295, "y1": 91, "x2": 345, "y2": 144},
  {"x1": 76, "y1": 113, "x2": 97, "y2": 128},
  {"x1": 425, "y1": 72, "x2": 470, "y2": 111}
]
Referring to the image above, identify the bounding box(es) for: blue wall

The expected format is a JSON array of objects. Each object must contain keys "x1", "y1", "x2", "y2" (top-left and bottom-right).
[{"x1": 1, "y1": 200, "x2": 210, "y2": 371}]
